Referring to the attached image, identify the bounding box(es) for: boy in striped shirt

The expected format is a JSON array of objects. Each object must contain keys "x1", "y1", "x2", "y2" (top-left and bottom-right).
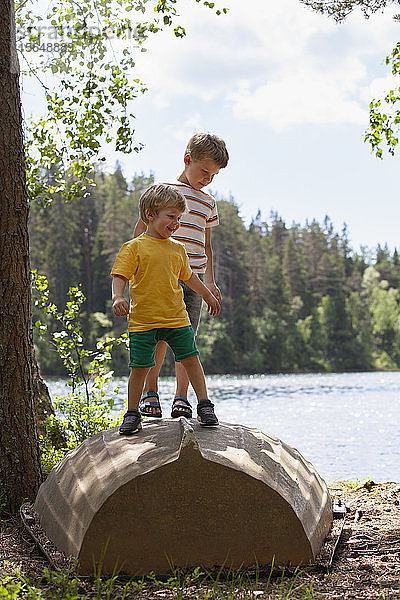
[{"x1": 134, "y1": 133, "x2": 229, "y2": 419}]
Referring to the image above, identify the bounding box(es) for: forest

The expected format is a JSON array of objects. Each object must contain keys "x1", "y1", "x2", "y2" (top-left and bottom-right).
[{"x1": 29, "y1": 166, "x2": 400, "y2": 377}]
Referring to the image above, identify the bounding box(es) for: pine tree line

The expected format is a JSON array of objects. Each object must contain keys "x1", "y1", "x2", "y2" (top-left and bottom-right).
[{"x1": 29, "y1": 167, "x2": 400, "y2": 376}]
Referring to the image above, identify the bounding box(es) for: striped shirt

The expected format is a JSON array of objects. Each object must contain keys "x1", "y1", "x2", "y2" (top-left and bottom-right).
[{"x1": 163, "y1": 180, "x2": 219, "y2": 274}]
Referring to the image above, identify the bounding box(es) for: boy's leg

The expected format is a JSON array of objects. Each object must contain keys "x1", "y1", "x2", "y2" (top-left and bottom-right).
[
  {"x1": 143, "y1": 341, "x2": 167, "y2": 394},
  {"x1": 128, "y1": 367, "x2": 151, "y2": 410},
  {"x1": 120, "y1": 367, "x2": 150, "y2": 435},
  {"x1": 141, "y1": 341, "x2": 167, "y2": 415},
  {"x1": 174, "y1": 277, "x2": 203, "y2": 399},
  {"x1": 165, "y1": 326, "x2": 218, "y2": 426},
  {"x1": 180, "y1": 355, "x2": 218, "y2": 426},
  {"x1": 175, "y1": 361, "x2": 190, "y2": 397},
  {"x1": 120, "y1": 330, "x2": 157, "y2": 434},
  {"x1": 179, "y1": 355, "x2": 207, "y2": 399}
]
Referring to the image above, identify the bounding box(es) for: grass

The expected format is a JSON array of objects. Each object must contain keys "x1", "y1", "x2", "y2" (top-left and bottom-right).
[
  {"x1": 0, "y1": 562, "x2": 321, "y2": 600},
  {"x1": 3, "y1": 480, "x2": 400, "y2": 599}
]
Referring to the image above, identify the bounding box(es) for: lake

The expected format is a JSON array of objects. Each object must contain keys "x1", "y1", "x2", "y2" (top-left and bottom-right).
[{"x1": 46, "y1": 371, "x2": 400, "y2": 484}]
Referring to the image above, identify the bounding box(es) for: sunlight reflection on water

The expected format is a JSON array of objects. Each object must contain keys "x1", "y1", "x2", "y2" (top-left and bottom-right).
[{"x1": 46, "y1": 371, "x2": 400, "y2": 483}]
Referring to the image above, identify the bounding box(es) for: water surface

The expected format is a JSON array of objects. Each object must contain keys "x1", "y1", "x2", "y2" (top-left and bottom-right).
[{"x1": 47, "y1": 371, "x2": 400, "y2": 483}]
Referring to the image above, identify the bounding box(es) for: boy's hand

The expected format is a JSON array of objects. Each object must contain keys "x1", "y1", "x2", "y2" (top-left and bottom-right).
[
  {"x1": 206, "y1": 282, "x2": 222, "y2": 302},
  {"x1": 184, "y1": 273, "x2": 220, "y2": 316},
  {"x1": 203, "y1": 290, "x2": 221, "y2": 317},
  {"x1": 112, "y1": 296, "x2": 130, "y2": 317}
]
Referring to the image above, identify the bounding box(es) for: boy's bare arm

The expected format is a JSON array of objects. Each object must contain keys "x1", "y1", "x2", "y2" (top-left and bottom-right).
[
  {"x1": 112, "y1": 275, "x2": 130, "y2": 316},
  {"x1": 133, "y1": 218, "x2": 147, "y2": 238},
  {"x1": 204, "y1": 228, "x2": 222, "y2": 301},
  {"x1": 185, "y1": 273, "x2": 220, "y2": 317}
]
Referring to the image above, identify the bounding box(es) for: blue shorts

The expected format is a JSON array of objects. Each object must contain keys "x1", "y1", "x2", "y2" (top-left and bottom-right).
[{"x1": 129, "y1": 326, "x2": 199, "y2": 368}]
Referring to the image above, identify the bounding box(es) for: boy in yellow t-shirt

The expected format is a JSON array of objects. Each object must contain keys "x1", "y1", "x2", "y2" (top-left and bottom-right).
[
  {"x1": 134, "y1": 133, "x2": 229, "y2": 420},
  {"x1": 111, "y1": 184, "x2": 221, "y2": 435}
]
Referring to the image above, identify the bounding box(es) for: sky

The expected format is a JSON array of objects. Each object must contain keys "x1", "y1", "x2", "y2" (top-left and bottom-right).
[{"x1": 21, "y1": 0, "x2": 400, "y2": 253}]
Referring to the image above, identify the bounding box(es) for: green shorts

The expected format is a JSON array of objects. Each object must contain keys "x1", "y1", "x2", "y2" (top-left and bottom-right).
[{"x1": 129, "y1": 326, "x2": 199, "y2": 368}]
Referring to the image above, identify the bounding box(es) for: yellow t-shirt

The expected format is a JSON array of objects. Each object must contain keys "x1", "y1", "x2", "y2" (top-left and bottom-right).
[{"x1": 111, "y1": 234, "x2": 193, "y2": 332}]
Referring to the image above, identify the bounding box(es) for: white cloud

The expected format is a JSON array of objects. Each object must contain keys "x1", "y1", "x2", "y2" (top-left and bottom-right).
[
  {"x1": 361, "y1": 73, "x2": 399, "y2": 103},
  {"x1": 228, "y1": 58, "x2": 368, "y2": 129},
  {"x1": 128, "y1": 0, "x2": 399, "y2": 129},
  {"x1": 170, "y1": 113, "x2": 204, "y2": 142},
  {"x1": 134, "y1": 0, "x2": 336, "y2": 102}
]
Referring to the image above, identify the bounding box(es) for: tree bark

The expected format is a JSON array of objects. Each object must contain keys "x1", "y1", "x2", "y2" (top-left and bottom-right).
[{"x1": 0, "y1": 0, "x2": 43, "y2": 512}]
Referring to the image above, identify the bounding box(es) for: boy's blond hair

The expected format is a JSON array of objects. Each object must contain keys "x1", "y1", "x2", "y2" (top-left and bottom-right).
[
  {"x1": 139, "y1": 184, "x2": 187, "y2": 224},
  {"x1": 185, "y1": 133, "x2": 229, "y2": 168}
]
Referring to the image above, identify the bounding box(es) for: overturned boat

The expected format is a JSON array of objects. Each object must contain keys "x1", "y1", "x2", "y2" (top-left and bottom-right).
[{"x1": 34, "y1": 418, "x2": 332, "y2": 575}]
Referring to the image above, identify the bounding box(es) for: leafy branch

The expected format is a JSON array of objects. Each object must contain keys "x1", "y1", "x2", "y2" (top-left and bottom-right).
[
  {"x1": 32, "y1": 270, "x2": 129, "y2": 467},
  {"x1": 298, "y1": 0, "x2": 400, "y2": 157},
  {"x1": 16, "y1": 0, "x2": 227, "y2": 206},
  {"x1": 31, "y1": 270, "x2": 126, "y2": 397},
  {"x1": 298, "y1": 0, "x2": 400, "y2": 22},
  {"x1": 365, "y1": 42, "x2": 400, "y2": 157}
]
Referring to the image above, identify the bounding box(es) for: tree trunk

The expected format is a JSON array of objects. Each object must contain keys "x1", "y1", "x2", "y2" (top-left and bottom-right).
[{"x1": 0, "y1": 0, "x2": 43, "y2": 512}]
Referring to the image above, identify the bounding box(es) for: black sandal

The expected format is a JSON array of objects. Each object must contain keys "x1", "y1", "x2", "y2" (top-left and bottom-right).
[
  {"x1": 119, "y1": 410, "x2": 142, "y2": 435},
  {"x1": 139, "y1": 392, "x2": 162, "y2": 418},
  {"x1": 171, "y1": 396, "x2": 192, "y2": 418},
  {"x1": 197, "y1": 399, "x2": 219, "y2": 427}
]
